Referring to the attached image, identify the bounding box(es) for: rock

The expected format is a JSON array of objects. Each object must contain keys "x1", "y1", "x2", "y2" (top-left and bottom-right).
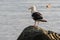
[{"x1": 17, "y1": 26, "x2": 60, "y2": 40}]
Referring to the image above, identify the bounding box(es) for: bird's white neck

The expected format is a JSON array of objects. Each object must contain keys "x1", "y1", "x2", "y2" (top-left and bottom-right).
[
  {"x1": 31, "y1": 6, "x2": 38, "y2": 13},
  {"x1": 31, "y1": 8, "x2": 38, "y2": 13}
]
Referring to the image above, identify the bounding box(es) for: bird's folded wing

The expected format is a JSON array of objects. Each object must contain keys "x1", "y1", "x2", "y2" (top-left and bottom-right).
[{"x1": 39, "y1": 19, "x2": 47, "y2": 22}]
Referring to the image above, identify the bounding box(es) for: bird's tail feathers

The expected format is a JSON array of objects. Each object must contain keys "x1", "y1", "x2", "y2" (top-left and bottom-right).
[{"x1": 39, "y1": 19, "x2": 47, "y2": 22}]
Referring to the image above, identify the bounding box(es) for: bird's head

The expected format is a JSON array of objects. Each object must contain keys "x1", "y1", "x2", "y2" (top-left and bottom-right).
[{"x1": 28, "y1": 5, "x2": 37, "y2": 13}]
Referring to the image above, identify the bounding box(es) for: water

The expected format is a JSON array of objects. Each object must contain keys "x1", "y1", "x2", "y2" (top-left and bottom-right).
[{"x1": 0, "y1": 0, "x2": 60, "y2": 40}]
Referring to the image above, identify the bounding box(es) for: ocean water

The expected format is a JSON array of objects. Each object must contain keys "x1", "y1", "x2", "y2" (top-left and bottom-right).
[{"x1": 0, "y1": 0, "x2": 60, "y2": 40}]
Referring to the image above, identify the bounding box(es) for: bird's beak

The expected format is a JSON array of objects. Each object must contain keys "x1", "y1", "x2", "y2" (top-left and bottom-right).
[{"x1": 28, "y1": 7, "x2": 31, "y2": 10}]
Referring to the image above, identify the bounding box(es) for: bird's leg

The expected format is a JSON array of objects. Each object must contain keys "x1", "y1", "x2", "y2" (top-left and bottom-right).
[
  {"x1": 37, "y1": 21, "x2": 39, "y2": 25},
  {"x1": 34, "y1": 21, "x2": 38, "y2": 29},
  {"x1": 34, "y1": 21, "x2": 36, "y2": 26}
]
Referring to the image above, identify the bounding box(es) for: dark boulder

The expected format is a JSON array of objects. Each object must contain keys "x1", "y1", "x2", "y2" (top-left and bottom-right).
[{"x1": 17, "y1": 26, "x2": 60, "y2": 40}]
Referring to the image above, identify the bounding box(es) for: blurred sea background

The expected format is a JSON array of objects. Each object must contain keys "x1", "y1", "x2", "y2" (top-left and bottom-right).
[{"x1": 0, "y1": 0, "x2": 60, "y2": 40}]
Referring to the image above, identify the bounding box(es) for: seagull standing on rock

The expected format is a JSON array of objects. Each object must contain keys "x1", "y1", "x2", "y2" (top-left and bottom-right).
[{"x1": 28, "y1": 5, "x2": 47, "y2": 26}]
